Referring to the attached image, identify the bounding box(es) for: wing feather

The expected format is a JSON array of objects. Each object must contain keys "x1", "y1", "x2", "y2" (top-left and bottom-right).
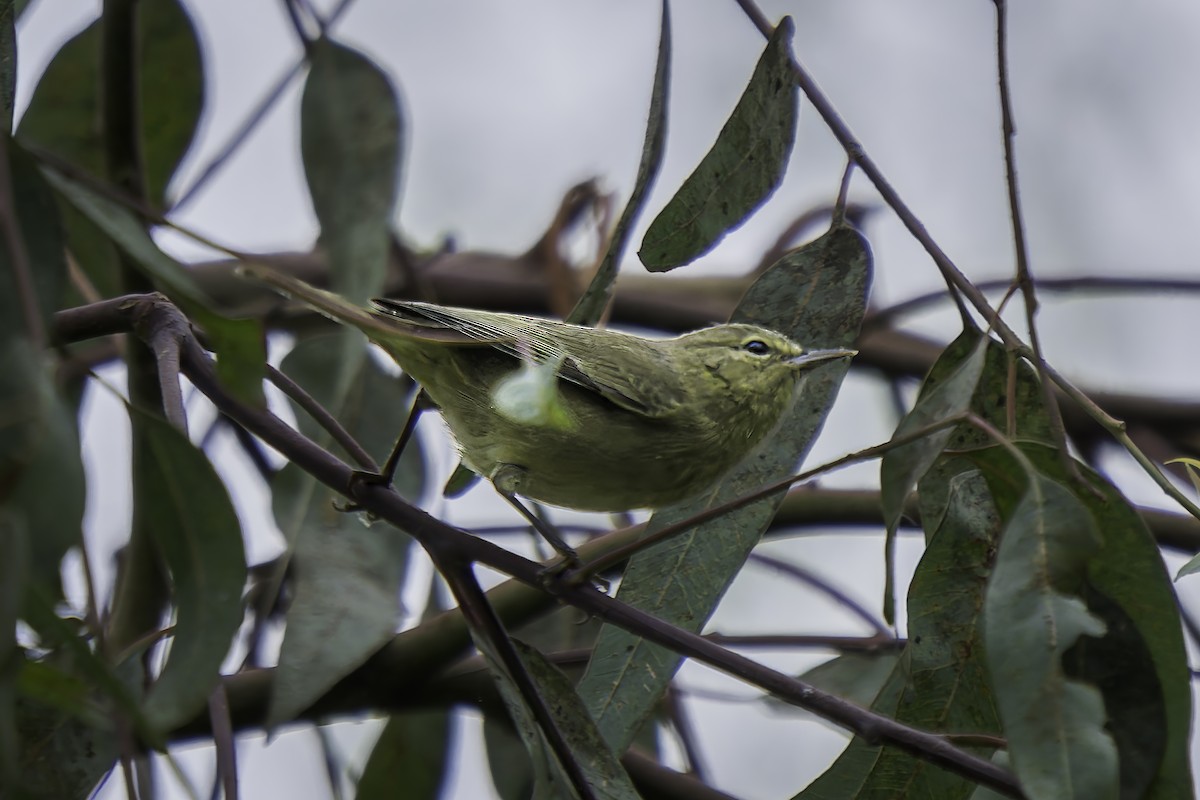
[{"x1": 372, "y1": 299, "x2": 687, "y2": 418}]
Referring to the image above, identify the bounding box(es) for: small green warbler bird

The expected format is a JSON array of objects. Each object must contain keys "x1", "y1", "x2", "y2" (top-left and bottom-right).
[{"x1": 243, "y1": 263, "x2": 854, "y2": 512}]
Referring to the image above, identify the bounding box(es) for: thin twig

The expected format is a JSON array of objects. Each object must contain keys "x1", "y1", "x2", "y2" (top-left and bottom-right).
[
  {"x1": 208, "y1": 685, "x2": 239, "y2": 800},
  {"x1": 169, "y1": 0, "x2": 360, "y2": 211},
  {"x1": 280, "y1": 0, "x2": 315, "y2": 50},
  {"x1": 568, "y1": 414, "x2": 971, "y2": 581},
  {"x1": 437, "y1": 557, "x2": 599, "y2": 800},
  {"x1": 864, "y1": 276, "x2": 1200, "y2": 331},
  {"x1": 992, "y1": 0, "x2": 1077, "y2": 485},
  {"x1": 267, "y1": 364, "x2": 377, "y2": 470}
]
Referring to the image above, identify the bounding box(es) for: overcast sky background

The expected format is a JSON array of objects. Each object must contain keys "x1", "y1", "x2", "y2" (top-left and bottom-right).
[{"x1": 14, "y1": 0, "x2": 1200, "y2": 797}]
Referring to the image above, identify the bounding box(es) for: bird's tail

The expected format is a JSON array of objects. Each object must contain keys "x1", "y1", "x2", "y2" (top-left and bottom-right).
[{"x1": 237, "y1": 261, "x2": 396, "y2": 337}]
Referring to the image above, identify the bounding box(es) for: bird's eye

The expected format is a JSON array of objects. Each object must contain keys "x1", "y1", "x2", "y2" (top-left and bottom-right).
[{"x1": 743, "y1": 340, "x2": 771, "y2": 356}]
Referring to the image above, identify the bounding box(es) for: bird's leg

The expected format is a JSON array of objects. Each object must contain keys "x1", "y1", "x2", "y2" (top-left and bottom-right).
[
  {"x1": 339, "y1": 389, "x2": 427, "y2": 511},
  {"x1": 491, "y1": 464, "x2": 580, "y2": 569}
]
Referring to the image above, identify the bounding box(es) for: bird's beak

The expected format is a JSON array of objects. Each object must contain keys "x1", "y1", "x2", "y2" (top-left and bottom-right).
[{"x1": 788, "y1": 348, "x2": 857, "y2": 368}]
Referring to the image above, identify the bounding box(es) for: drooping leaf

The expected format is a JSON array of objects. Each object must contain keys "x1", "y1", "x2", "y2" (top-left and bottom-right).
[
  {"x1": 795, "y1": 469, "x2": 1002, "y2": 799},
  {"x1": 0, "y1": 339, "x2": 84, "y2": 594},
  {"x1": 785, "y1": 650, "x2": 901, "y2": 722},
  {"x1": 473, "y1": 626, "x2": 640, "y2": 800},
  {"x1": 0, "y1": 0, "x2": 15, "y2": 133},
  {"x1": 578, "y1": 225, "x2": 869, "y2": 752},
  {"x1": 879, "y1": 331, "x2": 987, "y2": 536},
  {"x1": 267, "y1": 334, "x2": 424, "y2": 729},
  {"x1": 356, "y1": 581, "x2": 450, "y2": 800},
  {"x1": 21, "y1": 588, "x2": 156, "y2": 748},
  {"x1": 355, "y1": 711, "x2": 451, "y2": 800},
  {"x1": 15, "y1": 685, "x2": 117, "y2": 799},
  {"x1": 975, "y1": 463, "x2": 1118, "y2": 800},
  {"x1": 639, "y1": 16, "x2": 797, "y2": 270},
  {"x1": 17, "y1": 0, "x2": 204, "y2": 292},
  {"x1": 0, "y1": 143, "x2": 68, "y2": 342},
  {"x1": 138, "y1": 0, "x2": 204, "y2": 205},
  {"x1": 1001, "y1": 445, "x2": 1192, "y2": 799},
  {"x1": 129, "y1": 410, "x2": 247, "y2": 732},
  {"x1": 568, "y1": 0, "x2": 669, "y2": 324},
  {"x1": 915, "y1": 332, "x2": 1054, "y2": 538},
  {"x1": 40, "y1": 165, "x2": 268, "y2": 406},
  {"x1": 484, "y1": 714, "x2": 538, "y2": 800},
  {"x1": 878, "y1": 331, "x2": 987, "y2": 621},
  {"x1": 40, "y1": 165, "x2": 205, "y2": 301},
  {"x1": 301, "y1": 38, "x2": 403, "y2": 304},
  {"x1": 18, "y1": 0, "x2": 201, "y2": 204},
  {"x1": 0, "y1": 509, "x2": 25, "y2": 786}
]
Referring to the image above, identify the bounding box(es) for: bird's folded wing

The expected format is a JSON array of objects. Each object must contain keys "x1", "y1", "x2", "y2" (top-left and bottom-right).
[{"x1": 377, "y1": 299, "x2": 688, "y2": 418}]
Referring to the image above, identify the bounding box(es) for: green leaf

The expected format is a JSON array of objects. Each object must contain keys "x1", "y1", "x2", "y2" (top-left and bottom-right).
[
  {"x1": 579, "y1": 225, "x2": 870, "y2": 752},
  {"x1": 880, "y1": 332, "x2": 987, "y2": 536},
  {"x1": 0, "y1": 510, "x2": 25, "y2": 786},
  {"x1": 37, "y1": 165, "x2": 267, "y2": 406},
  {"x1": 17, "y1": 0, "x2": 204, "y2": 292},
  {"x1": 0, "y1": 339, "x2": 84, "y2": 594},
  {"x1": 978, "y1": 467, "x2": 1117, "y2": 800},
  {"x1": 40, "y1": 165, "x2": 208, "y2": 302},
  {"x1": 878, "y1": 332, "x2": 987, "y2": 622},
  {"x1": 795, "y1": 470, "x2": 1002, "y2": 799},
  {"x1": 915, "y1": 333, "x2": 1054, "y2": 537},
  {"x1": 638, "y1": 16, "x2": 797, "y2": 270},
  {"x1": 484, "y1": 714, "x2": 537, "y2": 800},
  {"x1": 139, "y1": 0, "x2": 204, "y2": 205},
  {"x1": 355, "y1": 711, "x2": 450, "y2": 800},
  {"x1": 301, "y1": 38, "x2": 403, "y2": 304},
  {"x1": 568, "y1": 0, "x2": 669, "y2": 324},
  {"x1": 267, "y1": 334, "x2": 424, "y2": 729},
  {"x1": 18, "y1": 0, "x2": 201, "y2": 204},
  {"x1": 22, "y1": 588, "x2": 157, "y2": 748},
  {"x1": 129, "y1": 410, "x2": 247, "y2": 732},
  {"x1": 1004, "y1": 445, "x2": 1193, "y2": 799},
  {"x1": 476, "y1": 634, "x2": 640, "y2": 800},
  {"x1": 788, "y1": 651, "x2": 901, "y2": 719},
  {"x1": 0, "y1": 0, "x2": 15, "y2": 133},
  {"x1": 15, "y1": 688, "x2": 117, "y2": 799},
  {"x1": 0, "y1": 143, "x2": 68, "y2": 342}
]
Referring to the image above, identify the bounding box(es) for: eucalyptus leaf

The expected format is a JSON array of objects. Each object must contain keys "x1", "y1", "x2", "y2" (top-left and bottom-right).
[
  {"x1": 131, "y1": 410, "x2": 247, "y2": 732},
  {"x1": 639, "y1": 16, "x2": 797, "y2": 270},
  {"x1": 977, "y1": 465, "x2": 1117, "y2": 800},
  {"x1": 0, "y1": 339, "x2": 84, "y2": 594},
  {"x1": 301, "y1": 37, "x2": 403, "y2": 304},
  {"x1": 0, "y1": 0, "x2": 15, "y2": 133},
  {"x1": 267, "y1": 335, "x2": 424, "y2": 729},
  {"x1": 795, "y1": 469, "x2": 1002, "y2": 799},
  {"x1": 996, "y1": 445, "x2": 1193, "y2": 799},
  {"x1": 355, "y1": 711, "x2": 451, "y2": 800},
  {"x1": 579, "y1": 225, "x2": 869, "y2": 752},
  {"x1": 569, "y1": 0, "x2": 669, "y2": 324},
  {"x1": 0, "y1": 143, "x2": 67, "y2": 343},
  {"x1": 878, "y1": 332, "x2": 986, "y2": 622},
  {"x1": 17, "y1": 0, "x2": 204, "y2": 292}
]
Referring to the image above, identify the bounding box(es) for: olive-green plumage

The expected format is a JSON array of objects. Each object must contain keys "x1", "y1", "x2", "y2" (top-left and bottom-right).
[{"x1": 244, "y1": 263, "x2": 854, "y2": 512}]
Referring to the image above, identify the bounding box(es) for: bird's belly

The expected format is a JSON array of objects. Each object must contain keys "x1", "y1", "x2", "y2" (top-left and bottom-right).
[{"x1": 443, "y1": 409, "x2": 731, "y2": 512}]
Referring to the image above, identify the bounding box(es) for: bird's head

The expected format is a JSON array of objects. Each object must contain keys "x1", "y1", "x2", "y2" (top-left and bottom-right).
[{"x1": 671, "y1": 324, "x2": 855, "y2": 424}]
